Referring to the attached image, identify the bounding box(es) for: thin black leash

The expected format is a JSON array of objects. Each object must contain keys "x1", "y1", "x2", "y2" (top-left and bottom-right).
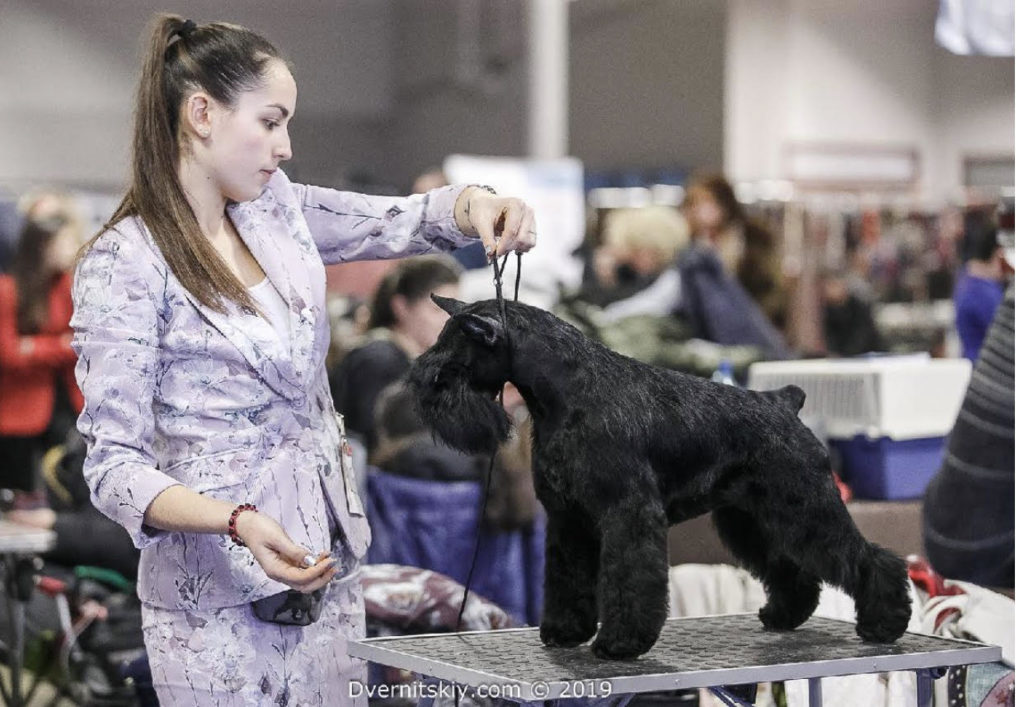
[{"x1": 454, "y1": 248, "x2": 522, "y2": 633}]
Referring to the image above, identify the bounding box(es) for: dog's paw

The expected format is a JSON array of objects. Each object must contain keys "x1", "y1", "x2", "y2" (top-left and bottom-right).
[
  {"x1": 855, "y1": 616, "x2": 908, "y2": 644},
  {"x1": 853, "y1": 544, "x2": 912, "y2": 644},
  {"x1": 590, "y1": 628, "x2": 656, "y2": 661},
  {"x1": 854, "y1": 585, "x2": 911, "y2": 643},
  {"x1": 540, "y1": 619, "x2": 596, "y2": 648},
  {"x1": 757, "y1": 602, "x2": 814, "y2": 632}
]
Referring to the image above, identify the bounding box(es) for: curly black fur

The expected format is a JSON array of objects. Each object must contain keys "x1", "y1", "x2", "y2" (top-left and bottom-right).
[{"x1": 407, "y1": 296, "x2": 912, "y2": 660}]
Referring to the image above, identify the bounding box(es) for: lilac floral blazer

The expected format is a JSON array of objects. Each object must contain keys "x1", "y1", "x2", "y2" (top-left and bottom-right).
[{"x1": 71, "y1": 170, "x2": 474, "y2": 611}]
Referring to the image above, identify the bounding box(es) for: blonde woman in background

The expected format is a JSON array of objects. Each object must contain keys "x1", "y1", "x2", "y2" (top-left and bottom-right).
[
  {"x1": 595, "y1": 206, "x2": 691, "y2": 320},
  {"x1": 595, "y1": 206, "x2": 690, "y2": 286},
  {"x1": 597, "y1": 198, "x2": 790, "y2": 360}
]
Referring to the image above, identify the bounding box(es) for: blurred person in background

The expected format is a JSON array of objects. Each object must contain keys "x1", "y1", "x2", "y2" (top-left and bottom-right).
[
  {"x1": 330, "y1": 255, "x2": 462, "y2": 452},
  {"x1": 370, "y1": 379, "x2": 537, "y2": 529},
  {"x1": 70, "y1": 14, "x2": 536, "y2": 704},
  {"x1": 365, "y1": 377, "x2": 541, "y2": 624},
  {"x1": 0, "y1": 210, "x2": 83, "y2": 496},
  {"x1": 6, "y1": 433, "x2": 140, "y2": 579},
  {"x1": 413, "y1": 167, "x2": 488, "y2": 270},
  {"x1": 22, "y1": 189, "x2": 81, "y2": 225},
  {"x1": 594, "y1": 194, "x2": 790, "y2": 361},
  {"x1": 820, "y1": 268, "x2": 882, "y2": 357},
  {"x1": 954, "y1": 212, "x2": 1007, "y2": 363},
  {"x1": 580, "y1": 206, "x2": 689, "y2": 308},
  {"x1": 410, "y1": 168, "x2": 446, "y2": 195},
  {"x1": 681, "y1": 172, "x2": 788, "y2": 329},
  {"x1": 924, "y1": 281, "x2": 1013, "y2": 590}
]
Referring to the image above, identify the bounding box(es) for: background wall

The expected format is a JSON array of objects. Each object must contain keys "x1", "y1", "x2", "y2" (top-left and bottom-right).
[
  {"x1": 568, "y1": 0, "x2": 725, "y2": 174},
  {"x1": 725, "y1": 0, "x2": 1014, "y2": 202},
  {"x1": 0, "y1": 0, "x2": 1013, "y2": 201},
  {"x1": 0, "y1": 0, "x2": 396, "y2": 189},
  {"x1": 0, "y1": 0, "x2": 728, "y2": 191},
  {"x1": 377, "y1": 0, "x2": 728, "y2": 189},
  {"x1": 931, "y1": 49, "x2": 1015, "y2": 196},
  {"x1": 375, "y1": 0, "x2": 526, "y2": 191}
]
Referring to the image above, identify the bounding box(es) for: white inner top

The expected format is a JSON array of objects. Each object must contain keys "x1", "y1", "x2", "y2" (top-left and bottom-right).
[{"x1": 248, "y1": 277, "x2": 290, "y2": 343}]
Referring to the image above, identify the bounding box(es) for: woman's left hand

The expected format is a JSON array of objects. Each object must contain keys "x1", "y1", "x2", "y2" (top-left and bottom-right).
[{"x1": 456, "y1": 187, "x2": 537, "y2": 259}]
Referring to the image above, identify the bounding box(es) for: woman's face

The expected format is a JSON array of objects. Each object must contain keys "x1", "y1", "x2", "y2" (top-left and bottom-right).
[
  {"x1": 203, "y1": 59, "x2": 297, "y2": 203},
  {"x1": 395, "y1": 283, "x2": 460, "y2": 355},
  {"x1": 684, "y1": 186, "x2": 725, "y2": 234},
  {"x1": 45, "y1": 225, "x2": 79, "y2": 273}
]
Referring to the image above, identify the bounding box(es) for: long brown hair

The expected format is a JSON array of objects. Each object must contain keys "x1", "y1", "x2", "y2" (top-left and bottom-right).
[
  {"x1": 682, "y1": 172, "x2": 746, "y2": 226},
  {"x1": 684, "y1": 172, "x2": 787, "y2": 326},
  {"x1": 13, "y1": 215, "x2": 68, "y2": 333},
  {"x1": 85, "y1": 14, "x2": 284, "y2": 314},
  {"x1": 367, "y1": 256, "x2": 463, "y2": 330}
]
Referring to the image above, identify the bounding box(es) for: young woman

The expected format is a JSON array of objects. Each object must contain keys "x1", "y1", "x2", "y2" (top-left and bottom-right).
[
  {"x1": 681, "y1": 173, "x2": 788, "y2": 328},
  {"x1": 0, "y1": 212, "x2": 82, "y2": 493},
  {"x1": 71, "y1": 14, "x2": 535, "y2": 705}
]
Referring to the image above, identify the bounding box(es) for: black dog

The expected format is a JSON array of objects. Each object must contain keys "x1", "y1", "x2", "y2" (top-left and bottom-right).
[{"x1": 408, "y1": 296, "x2": 912, "y2": 660}]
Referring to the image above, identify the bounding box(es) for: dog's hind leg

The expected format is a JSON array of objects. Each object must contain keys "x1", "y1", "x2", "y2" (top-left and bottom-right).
[
  {"x1": 591, "y1": 497, "x2": 669, "y2": 660},
  {"x1": 712, "y1": 506, "x2": 821, "y2": 631},
  {"x1": 760, "y1": 493, "x2": 912, "y2": 643},
  {"x1": 540, "y1": 509, "x2": 600, "y2": 648},
  {"x1": 848, "y1": 540, "x2": 913, "y2": 643}
]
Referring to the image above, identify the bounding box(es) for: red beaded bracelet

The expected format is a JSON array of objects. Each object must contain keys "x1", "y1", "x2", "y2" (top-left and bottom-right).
[{"x1": 227, "y1": 503, "x2": 258, "y2": 547}]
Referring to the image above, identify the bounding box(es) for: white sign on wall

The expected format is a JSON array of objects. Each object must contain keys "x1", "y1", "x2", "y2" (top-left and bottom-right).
[{"x1": 444, "y1": 154, "x2": 585, "y2": 308}]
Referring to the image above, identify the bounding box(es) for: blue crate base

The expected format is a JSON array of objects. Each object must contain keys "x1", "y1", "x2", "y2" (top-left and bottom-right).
[{"x1": 832, "y1": 435, "x2": 946, "y2": 500}]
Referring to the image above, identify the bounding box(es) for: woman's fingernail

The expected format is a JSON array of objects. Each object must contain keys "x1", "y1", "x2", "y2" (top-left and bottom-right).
[{"x1": 303, "y1": 554, "x2": 317, "y2": 567}]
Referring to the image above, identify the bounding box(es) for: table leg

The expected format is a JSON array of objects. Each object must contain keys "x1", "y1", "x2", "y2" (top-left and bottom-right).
[
  {"x1": 707, "y1": 686, "x2": 756, "y2": 707},
  {"x1": 3, "y1": 556, "x2": 25, "y2": 707},
  {"x1": 808, "y1": 677, "x2": 823, "y2": 707},
  {"x1": 916, "y1": 667, "x2": 946, "y2": 707},
  {"x1": 3, "y1": 555, "x2": 39, "y2": 707},
  {"x1": 9, "y1": 595, "x2": 24, "y2": 707}
]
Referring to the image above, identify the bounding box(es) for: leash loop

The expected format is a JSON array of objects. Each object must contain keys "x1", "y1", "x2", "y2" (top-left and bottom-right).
[{"x1": 455, "y1": 249, "x2": 523, "y2": 632}]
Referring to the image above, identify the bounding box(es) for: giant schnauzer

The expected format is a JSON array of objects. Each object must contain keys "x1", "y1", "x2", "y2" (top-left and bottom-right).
[{"x1": 408, "y1": 296, "x2": 912, "y2": 660}]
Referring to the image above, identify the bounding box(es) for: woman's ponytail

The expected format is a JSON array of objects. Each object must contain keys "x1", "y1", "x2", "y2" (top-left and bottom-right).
[{"x1": 86, "y1": 13, "x2": 282, "y2": 314}]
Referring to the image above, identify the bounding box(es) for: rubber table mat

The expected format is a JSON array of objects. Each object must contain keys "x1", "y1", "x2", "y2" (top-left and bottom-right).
[{"x1": 349, "y1": 614, "x2": 1001, "y2": 696}]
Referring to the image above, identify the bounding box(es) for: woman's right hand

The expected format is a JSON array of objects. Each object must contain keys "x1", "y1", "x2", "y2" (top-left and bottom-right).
[{"x1": 234, "y1": 511, "x2": 336, "y2": 594}]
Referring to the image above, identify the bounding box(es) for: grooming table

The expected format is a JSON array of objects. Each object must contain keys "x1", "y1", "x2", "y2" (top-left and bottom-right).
[
  {"x1": 0, "y1": 520, "x2": 57, "y2": 707},
  {"x1": 349, "y1": 614, "x2": 1001, "y2": 707}
]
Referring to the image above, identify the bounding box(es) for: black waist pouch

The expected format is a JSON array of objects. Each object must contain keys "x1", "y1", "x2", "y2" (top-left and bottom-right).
[{"x1": 251, "y1": 588, "x2": 324, "y2": 626}]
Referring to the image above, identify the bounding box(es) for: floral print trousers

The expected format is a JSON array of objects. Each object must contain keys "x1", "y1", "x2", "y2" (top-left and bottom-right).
[{"x1": 142, "y1": 569, "x2": 368, "y2": 706}]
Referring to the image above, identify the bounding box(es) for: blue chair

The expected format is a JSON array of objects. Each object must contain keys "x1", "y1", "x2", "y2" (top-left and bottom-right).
[{"x1": 365, "y1": 470, "x2": 544, "y2": 625}]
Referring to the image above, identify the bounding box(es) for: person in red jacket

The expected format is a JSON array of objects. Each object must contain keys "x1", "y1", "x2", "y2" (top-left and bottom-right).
[{"x1": 0, "y1": 212, "x2": 83, "y2": 492}]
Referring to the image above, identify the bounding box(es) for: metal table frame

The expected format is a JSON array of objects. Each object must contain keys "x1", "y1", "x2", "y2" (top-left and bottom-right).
[
  {"x1": 0, "y1": 520, "x2": 57, "y2": 707},
  {"x1": 349, "y1": 614, "x2": 1001, "y2": 707}
]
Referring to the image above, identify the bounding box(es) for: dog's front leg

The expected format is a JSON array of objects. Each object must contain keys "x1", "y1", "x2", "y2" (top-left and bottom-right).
[
  {"x1": 539, "y1": 509, "x2": 600, "y2": 648},
  {"x1": 591, "y1": 497, "x2": 669, "y2": 660}
]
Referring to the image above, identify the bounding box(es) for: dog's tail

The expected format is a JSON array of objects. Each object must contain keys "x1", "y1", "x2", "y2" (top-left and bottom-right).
[{"x1": 762, "y1": 384, "x2": 806, "y2": 412}]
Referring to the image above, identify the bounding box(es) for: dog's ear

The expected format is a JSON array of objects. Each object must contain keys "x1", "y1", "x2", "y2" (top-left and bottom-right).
[
  {"x1": 459, "y1": 314, "x2": 501, "y2": 347},
  {"x1": 431, "y1": 294, "x2": 468, "y2": 317}
]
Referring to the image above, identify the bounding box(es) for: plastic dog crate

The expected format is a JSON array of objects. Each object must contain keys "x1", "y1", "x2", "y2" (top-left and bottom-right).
[
  {"x1": 831, "y1": 435, "x2": 948, "y2": 500},
  {"x1": 747, "y1": 356, "x2": 971, "y2": 500}
]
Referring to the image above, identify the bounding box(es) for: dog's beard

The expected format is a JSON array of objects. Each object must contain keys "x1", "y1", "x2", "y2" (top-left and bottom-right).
[{"x1": 413, "y1": 374, "x2": 511, "y2": 455}]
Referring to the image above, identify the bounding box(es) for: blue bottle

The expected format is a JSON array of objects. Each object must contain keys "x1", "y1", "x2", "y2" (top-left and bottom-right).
[{"x1": 711, "y1": 360, "x2": 736, "y2": 386}]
